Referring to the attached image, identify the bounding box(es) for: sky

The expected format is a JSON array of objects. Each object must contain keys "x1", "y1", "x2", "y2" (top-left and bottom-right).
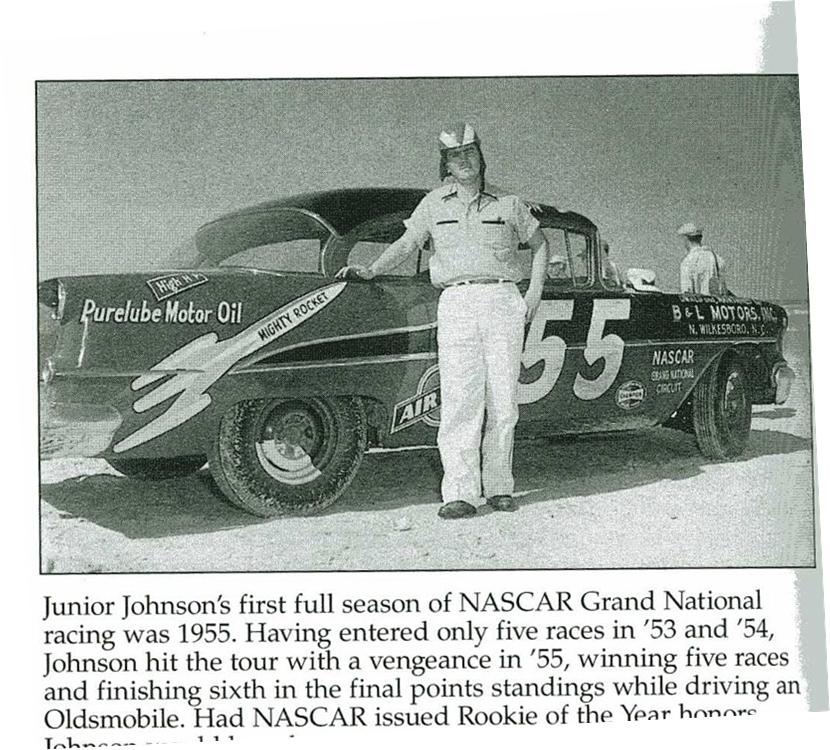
[{"x1": 37, "y1": 76, "x2": 806, "y2": 299}]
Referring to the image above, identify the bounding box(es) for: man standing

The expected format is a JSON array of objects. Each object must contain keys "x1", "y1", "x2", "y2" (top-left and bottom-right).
[
  {"x1": 677, "y1": 222, "x2": 727, "y2": 295},
  {"x1": 336, "y1": 123, "x2": 549, "y2": 519},
  {"x1": 601, "y1": 240, "x2": 623, "y2": 287}
]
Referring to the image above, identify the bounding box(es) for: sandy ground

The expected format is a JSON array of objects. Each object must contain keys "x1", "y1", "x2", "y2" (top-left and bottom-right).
[{"x1": 39, "y1": 316, "x2": 815, "y2": 573}]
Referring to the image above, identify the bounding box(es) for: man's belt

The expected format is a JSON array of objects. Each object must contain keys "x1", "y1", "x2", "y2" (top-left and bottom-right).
[{"x1": 443, "y1": 278, "x2": 514, "y2": 287}]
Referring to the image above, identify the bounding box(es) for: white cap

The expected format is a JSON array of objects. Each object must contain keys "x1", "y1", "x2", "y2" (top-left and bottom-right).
[
  {"x1": 677, "y1": 222, "x2": 703, "y2": 237},
  {"x1": 438, "y1": 122, "x2": 479, "y2": 150}
]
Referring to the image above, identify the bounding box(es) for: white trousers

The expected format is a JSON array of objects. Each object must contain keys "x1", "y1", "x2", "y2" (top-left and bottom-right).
[{"x1": 436, "y1": 284, "x2": 526, "y2": 503}]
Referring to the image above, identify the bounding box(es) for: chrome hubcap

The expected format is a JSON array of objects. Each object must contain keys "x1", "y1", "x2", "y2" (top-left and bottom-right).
[{"x1": 255, "y1": 405, "x2": 323, "y2": 485}]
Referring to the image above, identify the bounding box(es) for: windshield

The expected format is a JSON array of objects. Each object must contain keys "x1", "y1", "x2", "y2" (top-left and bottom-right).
[{"x1": 171, "y1": 207, "x2": 336, "y2": 272}]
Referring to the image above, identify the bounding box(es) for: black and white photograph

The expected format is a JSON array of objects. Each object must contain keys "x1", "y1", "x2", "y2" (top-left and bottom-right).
[
  {"x1": 37, "y1": 75, "x2": 813, "y2": 573},
  {"x1": 11, "y1": 3, "x2": 830, "y2": 748}
]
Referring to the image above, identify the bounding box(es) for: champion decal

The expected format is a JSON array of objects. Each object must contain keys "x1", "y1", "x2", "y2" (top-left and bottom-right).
[
  {"x1": 615, "y1": 380, "x2": 646, "y2": 410},
  {"x1": 113, "y1": 283, "x2": 347, "y2": 453}
]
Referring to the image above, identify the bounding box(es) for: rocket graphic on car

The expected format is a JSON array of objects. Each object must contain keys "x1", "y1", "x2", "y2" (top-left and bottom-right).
[{"x1": 113, "y1": 282, "x2": 347, "y2": 453}]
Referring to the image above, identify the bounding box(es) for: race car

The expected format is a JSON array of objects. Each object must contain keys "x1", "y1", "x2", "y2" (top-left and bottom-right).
[{"x1": 39, "y1": 188, "x2": 795, "y2": 517}]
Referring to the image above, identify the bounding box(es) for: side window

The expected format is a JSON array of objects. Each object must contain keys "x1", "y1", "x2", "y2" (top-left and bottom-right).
[
  {"x1": 201, "y1": 207, "x2": 332, "y2": 271},
  {"x1": 347, "y1": 240, "x2": 422, "y2": 277},
  {"x1": 343, "y1": 213, "x2": 425, "y2": 277},
  {"x1": 545, "y1": 228, "x2": 568, "y2": 280},
  {"x1": 218, "y1": 239, "x2": 322, "y2": 272},
  {"x1": 544, "y1": 228, "x2": 590, "y2": 288},
  {"x1": 567, "y1": 232, "x2": 590, "y2": 284}
]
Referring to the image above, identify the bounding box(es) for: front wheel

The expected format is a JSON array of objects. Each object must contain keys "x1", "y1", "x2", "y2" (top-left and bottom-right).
[
  {"x1": 692, "y1": 355, "x2": 752, "y2": 459},
  {"x1": 208, "y1": 396, "x2": 367, "y2": 517}
]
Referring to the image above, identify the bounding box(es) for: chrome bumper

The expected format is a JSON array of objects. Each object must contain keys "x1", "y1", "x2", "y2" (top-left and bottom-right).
[{"x1": 772, "y1": 362, "x2": 795, "y2": 405}]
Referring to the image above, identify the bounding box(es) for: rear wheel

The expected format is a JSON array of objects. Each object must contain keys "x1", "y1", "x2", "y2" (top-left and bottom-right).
[
  {"x1": 208, "y1": 396, "x2": 367, "y2": 517},
  {"x1": 693, "y1": 355, "x2": 752, "y2": 459},
  {"x1": 106, "y1": 455, "x2": 205, "y2": 480}
]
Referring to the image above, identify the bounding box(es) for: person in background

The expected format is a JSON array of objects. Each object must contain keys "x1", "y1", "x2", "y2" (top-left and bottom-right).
[
  {"x1": 677, "y1": 222, "x2": 727, "y2": 295},
  {"x1": 601, "y1": 240, "x2": 623, "y2": 287},
  {"x1": 547, "y1": 246, "x2": 586, "y2": 282},
  {"x1": 336, "y1": 122, "x2": 549, "y2": 519},
  {"x1": 547, "y1": 254, "x2": 569, "y2": 279}
]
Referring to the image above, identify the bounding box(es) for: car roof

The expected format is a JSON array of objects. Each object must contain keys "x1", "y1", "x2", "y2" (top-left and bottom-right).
[{"x1": 197, "y1": 187, "x2": 597, "y2": 241}]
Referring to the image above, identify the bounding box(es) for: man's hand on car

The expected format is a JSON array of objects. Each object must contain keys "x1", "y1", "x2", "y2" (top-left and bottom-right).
[{"x1": 335, "y1": 265, "x2": 375, "y2": 280}]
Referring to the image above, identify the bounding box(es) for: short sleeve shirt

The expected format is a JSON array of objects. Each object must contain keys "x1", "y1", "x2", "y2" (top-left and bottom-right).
[
  {"x1": 402, "y1": 182, "x2": 540, "y2": 287},
  {"x1": 680, "y1": 246, "x2": 726, "y2": 295}
]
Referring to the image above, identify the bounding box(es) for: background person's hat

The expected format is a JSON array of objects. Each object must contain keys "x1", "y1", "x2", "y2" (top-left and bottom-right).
[
  {"x1": 677, "y1": 222, "x2": 703, "y2": 237},
  {"x1": 438, "y1": 122, "x2": 480, "y2": 150}
]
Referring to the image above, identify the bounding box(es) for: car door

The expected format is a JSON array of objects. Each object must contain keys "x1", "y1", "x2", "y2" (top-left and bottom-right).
[{"x1": 516, "y1": 227, "x2": 655, "y2": 437}]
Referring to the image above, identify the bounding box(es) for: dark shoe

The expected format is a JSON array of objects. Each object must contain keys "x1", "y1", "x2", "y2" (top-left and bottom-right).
[
  {"x1": 486, "y1": 495, "x2": 517, "y2": 512},
  {"x1": 438, "y1": 500, "x2": 477, "y2": 520}
]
